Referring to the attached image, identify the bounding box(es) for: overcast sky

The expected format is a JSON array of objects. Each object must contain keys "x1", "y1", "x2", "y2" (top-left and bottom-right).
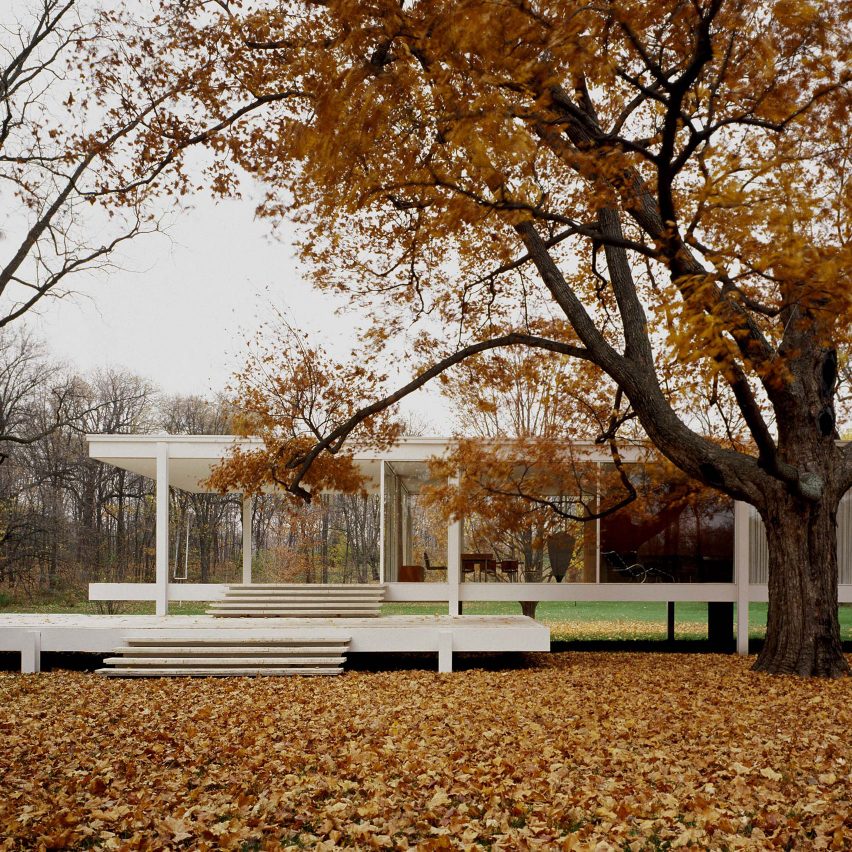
[
  {"x1": 0, "y1": 1, "x2": 451, "y2": 434},
  {"x1": 26, "y1": 192, "x2": 452, "y2": 431}
]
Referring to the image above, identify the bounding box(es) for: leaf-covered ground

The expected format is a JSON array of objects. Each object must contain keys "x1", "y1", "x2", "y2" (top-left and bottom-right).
[
  {"x1": 547, "y1": 620, "x2": 708, "y2": 642},
  {"x1": 1, "y1": 653, "x2": 849, "y2": 850}
]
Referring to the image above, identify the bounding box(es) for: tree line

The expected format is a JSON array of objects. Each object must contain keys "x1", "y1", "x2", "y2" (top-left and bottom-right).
[{"x1": 0, "y1": 329, "x2": 386, "y2": 606}]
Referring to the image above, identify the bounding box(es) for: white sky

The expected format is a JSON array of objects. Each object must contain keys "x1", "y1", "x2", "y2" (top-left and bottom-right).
[
  {"x1": 0, "y1": 1, "x2": 452, "y2": 434},
  {"x1": 27, "y1": 193, "x2": 452, "y2": 431}
]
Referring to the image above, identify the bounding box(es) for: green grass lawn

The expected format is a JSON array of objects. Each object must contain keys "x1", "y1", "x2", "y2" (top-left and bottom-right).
[
  {"x1": 382, "y1": 599, "x2": 716, "y2": 621},
  {"x1": 3, "y1": 596, "x2": 850, "y2": 641},
  {"x1": 382, "y1": 600, "x2": 852, "y2": 641},
  {"x1": 0, "y1": 598, "x2": 210, "y2": 616}
]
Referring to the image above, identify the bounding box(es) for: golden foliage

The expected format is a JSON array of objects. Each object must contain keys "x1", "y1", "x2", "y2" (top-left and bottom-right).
[
  {"x1": 208, "y1": 320, "x2": 402, "y2": 499},
  {"x1": 156, "y1": 0, "x2": 851, "y2": 489},
  {"x1": 547, "y1": 620, "x2": 705, "y2": 642},
  {"x1": 155, "y1": 0, "x2": 851, "y2": 490},
  {"x1": 146, "y1": 0, "x2": 852, "y2": 671},
  {"x1": 427, "y1": 438, "x2": 599, "y2": 524},
  {"x1": 156, "y1": 0, "x2": 852, "y2": 354},
  {"x1": 435, "y1": 321, "x2": 614, "y2": 442},
  {"x1": 1, "y1": 654, "x2": 850, "y2": 849}
]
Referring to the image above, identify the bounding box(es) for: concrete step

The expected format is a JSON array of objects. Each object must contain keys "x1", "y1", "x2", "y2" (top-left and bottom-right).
[
  {"x1": 207, "y1": 583, "x2": 386, "y2": 620},
  {"x1": 215, "y1": 597, "x2": 382, "y2": 605},
  {"x1": 207, "y1": 609, "x2": 380, "y2": 618},
  {"x1": 220, "y1": 597, "x2": 383, "y2": 604},
  {"x1": 208, "y1": 608, "x2": 380, "y2": 616},
  {"x1": 99, "y1": 632, "x2": 351, "y2": 678},
  {"x1": 114, "y1": 645, "x2": 349, "y2": 655},
  {"x1": 207, "y1": 583, "x2": 385, "y2": 618},
  {"x1": 227, "y1": 584, "x2": 380, "y2": 591},
  {"x1": 97, "y1": 667, "x2": 342, "y2": 677},
  {"x1": 123, "y1": 633, "x2": 350, "y2": 644},
  {"x1": 103, "y1": 656, "x2": 346, "y2": 666},
  {"x1": 225, "y1": 588, "x2": 383, "y2": 596}
]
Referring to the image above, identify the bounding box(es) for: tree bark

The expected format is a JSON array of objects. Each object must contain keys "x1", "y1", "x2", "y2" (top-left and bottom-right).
[
  {"x1": 754, "y1": 495, "x2": 849, "y2": 677},
  {"x1": 520, "y1": 601, "x2": 539, "y2": 619}
]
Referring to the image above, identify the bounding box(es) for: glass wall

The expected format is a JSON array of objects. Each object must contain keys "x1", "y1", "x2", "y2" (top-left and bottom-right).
[
  {"x1": 749, "y1": 491, "x2": 852, "y2": 584},
  {"x1": 599, "y1": 463, "x2": 734, "y2": 583},
  {"x1": 836, "y1": 492, "x2": 852, "y2": 584},
  {"x1": 381, "y1": 457, "x2": 745, "y2": 585},
  {"x1": 456, "y1": 491, "x2": 599, "y2": 583},
  {"x1": 383, "y1": 461, "x2": 447, "y2": 581}
]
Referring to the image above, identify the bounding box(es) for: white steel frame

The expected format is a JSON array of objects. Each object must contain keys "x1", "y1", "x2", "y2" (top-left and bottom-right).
[{"x1": 84, "y1": 434, "x2": 852, "y2": 655}]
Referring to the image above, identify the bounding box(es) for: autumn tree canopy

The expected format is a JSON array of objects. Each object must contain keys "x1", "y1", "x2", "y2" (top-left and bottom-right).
[
  {"x1": 163, "y1": 0, "x2": 851, "y2": 676},
  {"x1": 424, "y1": 332, "x2": 724, "y2": 586},
  {"x1": 424, "y1": 325, "x2": 624, "y2": 585},
  {"x1": 207, "y1": 317, "x2": 404, "y2": 499}
]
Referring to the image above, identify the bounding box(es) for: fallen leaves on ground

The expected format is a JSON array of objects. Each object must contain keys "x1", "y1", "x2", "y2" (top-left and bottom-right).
[
  {"x1": 546, "y1": 620, "x2": 708, "y2": 641},
  {"x1": 0, "y1": 653, "x2": 849, "y2": 850}
]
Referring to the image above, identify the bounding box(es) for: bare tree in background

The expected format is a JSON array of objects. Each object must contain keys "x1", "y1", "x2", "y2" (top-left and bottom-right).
[{"x1": 1, "y1": 0, "x2": 302, "y2": 328}]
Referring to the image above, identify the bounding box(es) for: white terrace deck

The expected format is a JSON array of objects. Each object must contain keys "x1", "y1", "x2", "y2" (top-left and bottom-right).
[{"x1": 0, "y1": 613, "x2": 550, "y2": 674}]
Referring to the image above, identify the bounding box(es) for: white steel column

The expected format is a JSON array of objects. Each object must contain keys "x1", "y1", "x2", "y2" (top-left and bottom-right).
[
  {"x1": 447, "y1": 472, "x2": 462, "y2": 615},
  {"x1": 447, "y1": 518, "x2": 462, "y2": 615},
  {"x1": 155, "y1": 441, "x2": 170, "y2": 617},
  {"x1": 734, "y1": 500, "x2": 750, "y2": 655},
  {"x1": 242, "y1": 495, "x2": 252, "y2": 584},
  {"x1": 402, "y1": 487, "x2": 411, "y2": 566},
  {"x1": 379, "y1": 461, "x2": 386, "y2": 584},
  {"x1": 438, "y1": 629, "x2": 454, "y2": 673},
  {"x1": 21, "y1": 631, "x2": 41, "y2": 674},
  {"x1": 595, "y1": 462, "x2": 601, "y2": 583}
]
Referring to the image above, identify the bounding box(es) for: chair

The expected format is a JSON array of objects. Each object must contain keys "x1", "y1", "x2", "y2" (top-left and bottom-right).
[
  {"x1": 499, "y1": 559, "x2": 520, "y2": 582},
  {"x1": 601, "y1": 550, "x2": 674, "y2": 583},
  {"x1": 424, "y1": 551, "x2": 446, "y2": 576},
  {"x1": 398, "y1": 564, "x2": 425, "y2": 582},
  {"x1": 481, "y1": 558, "x2": 498, "y2": 582},
  {"x1": 461, "y1": 553, "x2": 493, "y2": 582}
]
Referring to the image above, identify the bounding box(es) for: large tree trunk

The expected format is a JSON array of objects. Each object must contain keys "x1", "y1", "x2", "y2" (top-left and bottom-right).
[{"x1": 755, "y1": 495, "x2": 849, "y2": 677}]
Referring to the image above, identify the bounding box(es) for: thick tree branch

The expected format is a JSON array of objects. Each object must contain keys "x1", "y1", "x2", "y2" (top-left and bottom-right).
[
  {"x1": 514, "y1": 220, "x2": 627, "y2": 373},
  {"x1": 284, "y1": 333, "x2": 591, "y2": 500},
  {"x1": 544, "y1": 84, "x2": 779, "y2": 376},
  {"x1": 515, "y1": 220, "x2": 775, "y2": 503}
]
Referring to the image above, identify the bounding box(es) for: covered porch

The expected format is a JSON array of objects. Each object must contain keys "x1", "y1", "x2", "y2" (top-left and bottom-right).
[
  {"x1": 84, "y1": 434, "x2": 470, "y2": 613},
  {"x1": 84, "y1": 434, "x2": 852, "y2": 659}
]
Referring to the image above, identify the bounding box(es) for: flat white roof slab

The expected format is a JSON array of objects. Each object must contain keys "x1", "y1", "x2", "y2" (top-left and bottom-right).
[
  {"x1": 86, "y1": 435, "x2": 456, "y2": 493},
  {"x1": 86, "y1": 433, "x2": 652, "y2": 494}
]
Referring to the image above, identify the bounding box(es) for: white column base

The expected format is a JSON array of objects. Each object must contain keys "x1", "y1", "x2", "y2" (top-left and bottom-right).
[
  {"x1": 437, "y1": 629, "x2": 453, "y2": 673},
  {"x1": 21, "y1": 631, "x2": 41, "y2": 673}
]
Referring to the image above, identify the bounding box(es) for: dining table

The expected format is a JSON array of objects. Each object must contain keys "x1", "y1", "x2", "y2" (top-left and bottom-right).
[{"x1": 460, "y1": 552, "x2": 496, "y2": 581}]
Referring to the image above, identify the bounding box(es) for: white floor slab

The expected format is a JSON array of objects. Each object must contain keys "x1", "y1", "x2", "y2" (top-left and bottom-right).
[{"x1": 0, "y1": 614, "x2": 550, "y2": 670}]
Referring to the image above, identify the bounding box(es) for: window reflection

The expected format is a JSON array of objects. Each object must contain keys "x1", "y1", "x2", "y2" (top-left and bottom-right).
[{"x1": 599, "y1": 463, "x2": 734, "y2": 583}]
